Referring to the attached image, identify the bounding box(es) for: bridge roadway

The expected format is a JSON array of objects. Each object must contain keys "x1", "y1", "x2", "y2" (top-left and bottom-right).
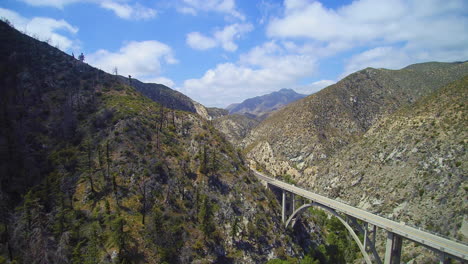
[{"x1": 252, "y1": 169, "x2": 468, "y2": 262}]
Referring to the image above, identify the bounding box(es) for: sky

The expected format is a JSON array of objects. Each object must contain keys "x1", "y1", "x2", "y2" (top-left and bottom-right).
[{"x1": 1, "y1": 0, "x2": 467, "y2": 107}]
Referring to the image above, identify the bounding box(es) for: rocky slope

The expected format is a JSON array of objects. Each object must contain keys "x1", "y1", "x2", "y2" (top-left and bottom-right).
[
  {"x1": 244, "y1": 62, "x2": 468, "y2": 176},
  {"x1": 213, "y1": 89, "x2": 306, "y2": 148},
  {"x1": 206, "y1": 107, "x2": 229, "y2": 119},
  {"x1": 0, "y1": 21, "x2": 309, "y2": 263},
  {"x1": 229, "y1": 88, "x2": 306, "y2": 118},
  {"x1": 243, "y1": 62, "x2": 468, "y2": 262},
  {"x1": 213, "y1": 114, "x2": 260, "y2": 147},
  {"x1": 304, "y1": 76, "x2": 468, "y2": 241}
]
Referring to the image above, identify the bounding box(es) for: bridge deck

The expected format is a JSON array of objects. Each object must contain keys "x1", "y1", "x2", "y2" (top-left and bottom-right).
[{"x1": 253, "y1": 170, "x2": 468, "y2": 261}]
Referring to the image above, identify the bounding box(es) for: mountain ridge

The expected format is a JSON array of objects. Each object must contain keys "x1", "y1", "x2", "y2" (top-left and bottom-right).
[{"x1": 244, "y1": 62, "x2": 468, "y2": 171}]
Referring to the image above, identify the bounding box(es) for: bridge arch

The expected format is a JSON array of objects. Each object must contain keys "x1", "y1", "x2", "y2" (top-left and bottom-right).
[{"x1": 286, "y1": 203, "x2": 373, "y2": 264}]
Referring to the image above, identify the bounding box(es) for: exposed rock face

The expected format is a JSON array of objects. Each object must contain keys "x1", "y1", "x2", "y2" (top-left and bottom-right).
[
  {"x1": 229, "y1": 88, "x2": 307, "y2": 118},
  {"x1": 212, "y1": 114, "x2": 260, "y2": 147},
  {"x1": 206, "y1": 107, "x2": 229, "y2": 119},
  {"x1": 213, "y1": 89, "x2": 306, "y2": 148}
]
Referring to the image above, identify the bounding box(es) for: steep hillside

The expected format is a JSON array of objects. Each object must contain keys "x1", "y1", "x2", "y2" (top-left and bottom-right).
[
  {"x1": 305, "y1": 76, "x2": 468, "y2": 241},
  {"x1": 213, "y1": 114, "x2": 260, "y2": 147},
  {"x1": 206, "y1": 107, "x2": 229, "y2": 119},
  {"x1": 229, "y1": 88, "x2": 306, "y2": 118},
  {"x1": 0, "y1": 21, "x2": 308, "y2": 263},
  {"x1": 245, "y1": 62, "x2": 468, "y2": 177}
]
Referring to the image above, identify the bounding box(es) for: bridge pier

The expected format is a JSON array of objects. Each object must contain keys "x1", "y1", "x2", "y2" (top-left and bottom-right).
[
  {"x1": 439, "y1": 252, "x2": 451, "y2": 264},
  {"x1": 372, "y1": 225, "x2": 377, "y2": 248},
  {"x1": 364, "y1": 222, "x2": 368, "y2": 250},
  {"x1": 282, "y1": 190, "x2": 286, "y2": 223},
  {"x1": 349, "y1": 217, "x2": 382, "y2": 264},
  {"x1": 292, "y1": 193, "x2": 295, "y2": 212},
  {"x1": 384, "y1": 232, "x2": 402, "y2": 264},
  {"x1": 281, "y1": 190, "x2": 296, "y2": 223}
]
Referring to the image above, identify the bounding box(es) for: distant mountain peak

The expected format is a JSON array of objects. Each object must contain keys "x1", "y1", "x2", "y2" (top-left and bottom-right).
[
  {"x1": 228, "y1": 88, "x2": 306, "y2": 117},
  {"x1": 278, "y1": 88, "x2": 294, "y2": 92}
]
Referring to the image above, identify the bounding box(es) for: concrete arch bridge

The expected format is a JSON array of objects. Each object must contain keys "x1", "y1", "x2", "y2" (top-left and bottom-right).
[{"x1": 252, "y1": 169, "x2": 468, "y2": 264}]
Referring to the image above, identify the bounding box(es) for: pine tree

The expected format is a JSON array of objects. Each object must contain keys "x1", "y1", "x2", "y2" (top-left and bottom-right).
[
  {"x1": 198, "y1": 195, "x2": 213, "y2": 236},
  {"x1": 111, "y1": 216, "x2": 128, "y2": 259},
  {"x1": 106, "y1": 141, "x2": 111, "y2": 185},
  {"x1": 97, "y1": 144, "x2": 106, "y2": 182},
  {"x1": 71, "y1": 240, "x2": 85, "y2": 264},
  {"x1": 138, "y1": 177, "x2": 149, "y2": 225},
  {"x1": 22, "y1": 190, "x2": 41, "y2": 230},
  {"x1": 151, "y1": 207, "x2": 164, "y2": 241},
  {"x1": 211, "y1": 149, "x2": 218, "y2": 172},
  {"x1": 231, "y1": 217, "x2": 239, "y2": 239},
  {"x1": 84, "y1": 222, "x2": 100, "y2": 264},
  {"x1": 87, "y1": 142, "x2": 95, "y2": 193},
  {"x1": 199, "y1": 145, "x2": 208, "y2": 174}
]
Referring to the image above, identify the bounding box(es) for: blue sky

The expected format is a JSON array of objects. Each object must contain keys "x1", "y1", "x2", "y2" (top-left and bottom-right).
[{"x1": 1, "y1": 0, "x2": 467, "y2": 107}]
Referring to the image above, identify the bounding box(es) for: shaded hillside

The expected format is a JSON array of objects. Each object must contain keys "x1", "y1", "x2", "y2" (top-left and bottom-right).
[
  {"x1": 245, "y1": 62, "x2": 468, "y2": 177},
  {"x1": 229, "y1": 88, "x2": 306, "y2": 117},
  {"x1": 0, "y1": 21, "x2": 308, "y2": 263},
  {"x1": 119, "y1": 76, "x2": 197, "y2": 113}
]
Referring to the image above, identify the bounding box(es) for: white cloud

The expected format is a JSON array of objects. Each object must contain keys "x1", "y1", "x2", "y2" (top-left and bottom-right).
[
  {"x1": 177, "y1": 0, "x2": 245, "y2": 20},
  {"x1": 18, "y1": 0, "x2": 157, "y2": 20},
  {"x1": 0, "y1": 8, "x2": 78, "y2": 51},
  {"x1": 343, "y1": 46, "x2": 411, "y2": 77},
  {"x1": 268, "y1": 0, "x2": 467, "y2": 44},
  {"x1": 179, "y1": 41, "x2": 316, "y2": 107},
  {"x1": 267, "y1": 0, "x2": 468, "y2": 74},
  {"x1": 186, "y1": 32, "x2": 217, "y2": 50},
  {"x1": 87, "y1": 40, "x2": 177, "y2": 81},
  {"x1": 294, "y1": 80, "x2": 335, "y2": 95},
  {"x1": 214, "y1": 23, "x2": 253, "y2": 51},
  {"x1": 18, "y1": 0, "x2": 83, "y2": 8},
  {"x1": 343, "y1": 44, "x2": 468, "y2": 77},
  {"x1": 144, "y1": 77, "x2": 175, "y2": 88},
  {"x1": 186, "y1": 23, "x2": 253, "y2": 52},
  {"x1": 100, "y1": 1, "x2": 156, "y2": 20}
]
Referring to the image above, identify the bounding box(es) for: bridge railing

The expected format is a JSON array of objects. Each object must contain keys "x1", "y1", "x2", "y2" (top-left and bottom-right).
[{"x1": 331, "y1": 196, "x2": 467, "y2": 246}]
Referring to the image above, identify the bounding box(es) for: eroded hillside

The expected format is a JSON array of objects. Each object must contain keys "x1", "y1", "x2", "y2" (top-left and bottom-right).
[
  {"x1": 245, "y1": 62, "x2": 468, "y2": 177},
  {"x1": 306, "y1": 76, "x2": 468, "y2": 241},
  {"x1": 213, "y1": 114, "x2": 260, "y2": 147}
]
